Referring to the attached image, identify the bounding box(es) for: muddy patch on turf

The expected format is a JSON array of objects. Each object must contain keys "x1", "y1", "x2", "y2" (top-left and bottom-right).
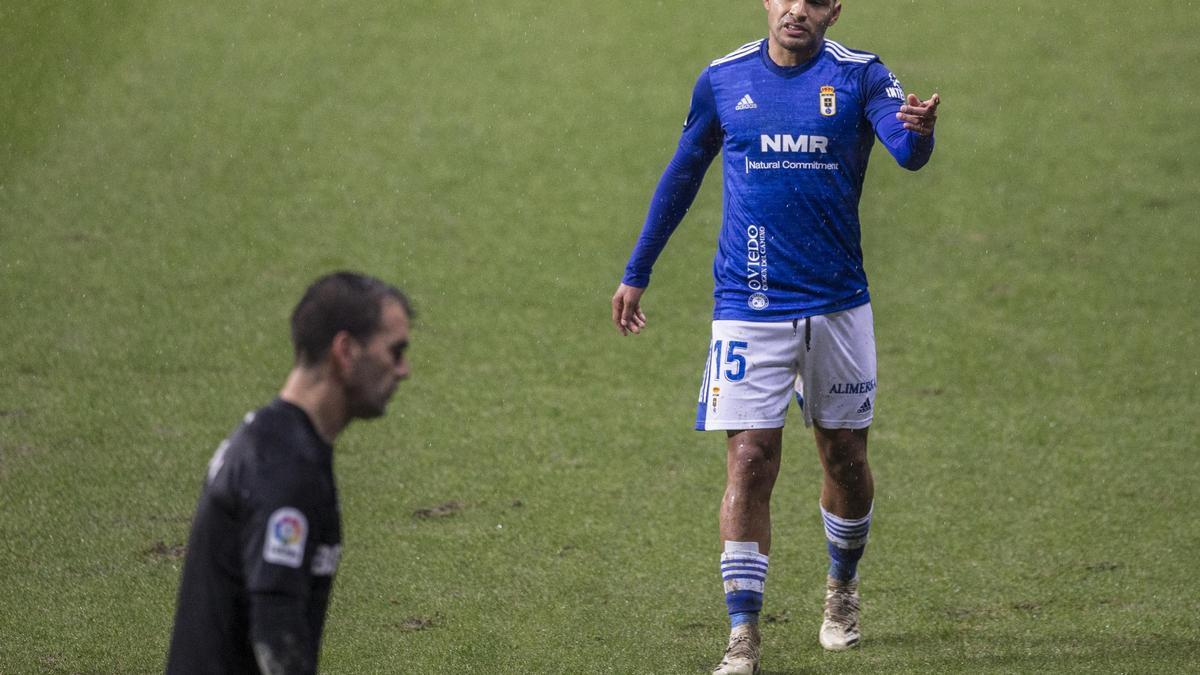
[
  {"x1": 396, "y1": 616, "x2": 437, "y2": 632},
  {"x1": 144, "y1": 541, "x2": 187, "y2": 562},
  {"x1": 413, "y1": 500, "x2": 464, "y2": 519}
]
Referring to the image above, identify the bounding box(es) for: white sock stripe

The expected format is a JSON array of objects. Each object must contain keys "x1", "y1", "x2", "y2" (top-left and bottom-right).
[
  {"x1": 723, "y1": 576, "x2": 766, "y2": 586},
  {"x1": 823, "y1": 525, "x2": 870, "y2": 545},
  {"x1": 821, "y1": 504, "x2": 872, "y2": 548},
  {"x1": 722, "y1": 567, "x2": 768, "y2": 576},
  {"x1": 822, "y1": 516, "x2": 871, "y2": 539},
  {"x1": 821, "y1": 510, "x2": 872, "y2": 527},
  {"x1": 720, "y1": 551, "x2": 768, "y2": 564},
  {"x1": 722, "y1": 566, "x2": 767, "y2": 577},
  {"x1": 825, "y1": 532, "x2": 869, "y2": 549},
  {"x1": 825, "y1": 533, "x2": 869, "y2": 549},
  {"x1": 722, "y1": 569, "x2": 768, "y2": 579},
  {"x1": 723, "y1": 578, "x2": 765, "y2": 594},
  {"x1": 721, "y1": 556, "x2": 768, "y2": 567},
  {"x1": 820, "y1": 504, "x2": 874, "y2": 526},
  {"x1": 721, "y1": 547, "x2": 768, "y2": 594},
  {"x1": 822, "y1": 509, "x2": 871, "y2": 525}
]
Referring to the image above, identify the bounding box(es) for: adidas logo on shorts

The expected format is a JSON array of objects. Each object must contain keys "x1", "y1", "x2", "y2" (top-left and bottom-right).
[{"x1": 856, "y1": 398, "x2": 872, "y2": 414}]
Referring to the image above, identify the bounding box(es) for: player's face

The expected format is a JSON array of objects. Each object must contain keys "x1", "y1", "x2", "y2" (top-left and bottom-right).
[
  {"x1": 763, "y1": 0, "x2": 841, "y2": 64},
  {"x1": 345, "y1": 299, "x2": 410, "y2": 419}
]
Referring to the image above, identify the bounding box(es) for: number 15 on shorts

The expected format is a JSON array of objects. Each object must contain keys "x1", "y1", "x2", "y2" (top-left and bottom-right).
[
  {"x1": 697, "y1": 339, "x2": 750, "y2": 429},
  {"x1": 710, "y1": 340, "x2": 748, "y2": 382}
]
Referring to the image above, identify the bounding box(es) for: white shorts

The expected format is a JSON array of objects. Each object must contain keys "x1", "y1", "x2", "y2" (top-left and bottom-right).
[{"x1": 695, "y1": 303, "x2": 876, "y2": 431}]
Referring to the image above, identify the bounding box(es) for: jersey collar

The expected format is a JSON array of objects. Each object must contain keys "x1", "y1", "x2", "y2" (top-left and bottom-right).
[{"x1": 760, "y1": 38, "x2": 825, "y2": 78}]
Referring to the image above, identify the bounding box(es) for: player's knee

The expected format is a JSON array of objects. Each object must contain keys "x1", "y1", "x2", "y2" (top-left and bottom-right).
[
  {"x1": 824, "y1": 456, "x2": 869, "y2": 490},
  {"x1": 728, "y1": 439, "x2": 781, "y2": 489},
  {"x1": 819, "y1": 430, "x2": 869, "y2": 483}
]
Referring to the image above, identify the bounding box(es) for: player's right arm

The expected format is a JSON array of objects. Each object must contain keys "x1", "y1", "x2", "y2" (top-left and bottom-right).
[
  {"x1": 612, "y1": 283, "x2": 647, "y2": 336},
  {"x1": 613, "y1": 67, "x2": 722, "y2": 335}
]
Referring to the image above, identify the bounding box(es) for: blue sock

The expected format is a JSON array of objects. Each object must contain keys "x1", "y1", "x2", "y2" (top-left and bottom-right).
[
  {"x1": 821, "y1": 504, "x2": 872, "y2": 582},
  {"x1": 721, "y1": 542, "x2": 768, "y2": 627}
]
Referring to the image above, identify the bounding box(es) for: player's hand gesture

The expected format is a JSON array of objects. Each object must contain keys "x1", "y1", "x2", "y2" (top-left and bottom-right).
[
  {"x1": 897, "y1": 93, "x2": 939, "y2": 137},
  {"x1": 611, "y1": 283, "x2": 648, "y2": 336}
]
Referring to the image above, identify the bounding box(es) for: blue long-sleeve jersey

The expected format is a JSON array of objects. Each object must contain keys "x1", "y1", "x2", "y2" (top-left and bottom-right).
[{"x1": 623, "y1": 39, "x2": 934, "y2": 321}]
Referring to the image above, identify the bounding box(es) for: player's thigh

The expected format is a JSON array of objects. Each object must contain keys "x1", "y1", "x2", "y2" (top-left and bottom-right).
[
  {"x1": 799, "y1": 303, "x2": 877, "y2": 430},
  {"x1": 696, "y1": 321, "x2": 801, "y2": 431}
]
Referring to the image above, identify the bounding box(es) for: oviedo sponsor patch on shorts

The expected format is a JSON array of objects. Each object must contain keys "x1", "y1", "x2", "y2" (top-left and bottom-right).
[{"x1": 263, "y1": 507, "x2": 308, "y2": 568}]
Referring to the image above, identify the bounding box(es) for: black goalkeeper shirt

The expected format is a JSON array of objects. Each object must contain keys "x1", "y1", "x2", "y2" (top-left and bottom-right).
[{"x1": 167, "y1": 399, "x2": 342, "y2": 674}]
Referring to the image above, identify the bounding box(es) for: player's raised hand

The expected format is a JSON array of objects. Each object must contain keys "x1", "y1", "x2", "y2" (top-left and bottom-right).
[
  {"x1": 897, "y1": 93, "x2": 940, "y2": 136},
  {"x1": 611, "y1": 283, "x2": 648, "y2": 336}
]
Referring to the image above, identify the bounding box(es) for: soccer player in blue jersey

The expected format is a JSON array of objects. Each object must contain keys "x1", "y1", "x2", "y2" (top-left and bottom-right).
[{"x1": 611, "y1": 1, "x2": 939, "y2": 671}]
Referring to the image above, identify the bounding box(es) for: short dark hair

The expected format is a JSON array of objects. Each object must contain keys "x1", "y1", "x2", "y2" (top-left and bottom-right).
[{"x1": 290, "y1": 271, "x2": 413, "y2": 365}]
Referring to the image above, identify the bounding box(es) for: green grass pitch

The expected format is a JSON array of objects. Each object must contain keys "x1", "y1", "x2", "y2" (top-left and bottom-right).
[{"x1": 2, "y1": 1, "x2": 1198, "y2": 672}]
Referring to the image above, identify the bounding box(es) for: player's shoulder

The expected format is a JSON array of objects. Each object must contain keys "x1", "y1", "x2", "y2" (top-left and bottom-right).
[
  {"x1": 708, "y1": 38, "x2": 764, "y2": 70},
  {"x1": 241, "y1": 401, "x2": 299, "y2": 445},
  {"x1": 821, "y1": 39, "x2": 882, "y2": 68},
  {"x1": 236, "y1": 400, "x2": 328, "y2": 468}
]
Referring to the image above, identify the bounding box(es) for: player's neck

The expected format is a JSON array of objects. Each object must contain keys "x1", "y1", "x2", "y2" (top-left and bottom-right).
[
  {"x1": 280, "y1": 367, "x2": 348, "y2": 445},
  {"x1": 767, "y1": 39, "x2": 821, "y2": 68}
]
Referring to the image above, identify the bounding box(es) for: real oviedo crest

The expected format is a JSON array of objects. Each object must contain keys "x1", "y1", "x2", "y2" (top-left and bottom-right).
[{"x1": 820, "y1": 85, "x2": 837, "y2": 117}]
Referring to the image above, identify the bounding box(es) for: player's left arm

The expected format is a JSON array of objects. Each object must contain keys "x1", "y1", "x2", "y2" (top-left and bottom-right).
[
  {"x1": 863, "y1": 61, "x2": 939, "y2": 171},
  {"x1": 896, "y1": 92, "x2": 939, "y2": 137},
  {"x1": 241, "y1": 466, "x2": 323, "y2": 674},
  {"x1": 250, "y1": 596, "x2": 315, "y2": 675}
]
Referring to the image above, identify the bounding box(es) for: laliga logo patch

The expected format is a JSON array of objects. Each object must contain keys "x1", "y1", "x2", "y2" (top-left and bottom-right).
[
  {"x1": 820, "y1": 85, "x2": 837, "y2": 117},
  {"x1": 263, "y1": 507, "x2": 307, "y2": 568},
  {"x1": 274, "y1": 515, "x2": 303, "y2": 545}
]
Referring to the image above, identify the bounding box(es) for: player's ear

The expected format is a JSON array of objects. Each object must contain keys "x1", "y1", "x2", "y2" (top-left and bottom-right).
[
  {"x1": 830, "y1": 2, "x2": 842, "y2": 25},
  {"x1": 328, "y1": 331, "x2": 360, "y2": 375}
]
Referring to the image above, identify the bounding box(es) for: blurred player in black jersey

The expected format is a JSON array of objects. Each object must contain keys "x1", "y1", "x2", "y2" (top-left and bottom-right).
[{"x1": 167, "y1": 272, "x2": 412, "y2": 674}]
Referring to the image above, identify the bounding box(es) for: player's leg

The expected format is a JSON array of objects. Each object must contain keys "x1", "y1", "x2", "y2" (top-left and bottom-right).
[
  {"x1": 698, "y1": 321, "x2": 799, "y2": 675},
  {"x1": 714, "y1": 428, "x2": 780, "y2": 675},
  {"x1": 795, "y1": 303, "x2": 876, "y2": 651},
  {"x1": 721, "y1": 428, "x2": 783, "y2": 552},
  {"x1": 816, "y1": 425, "x2": 874, "y2": 574},
  {"x1": 815, "y1": 425, "x2": 872, "y2": 651},
  {"x1": 720, "y1": 427, "x2": 782, "y2": 613}
]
